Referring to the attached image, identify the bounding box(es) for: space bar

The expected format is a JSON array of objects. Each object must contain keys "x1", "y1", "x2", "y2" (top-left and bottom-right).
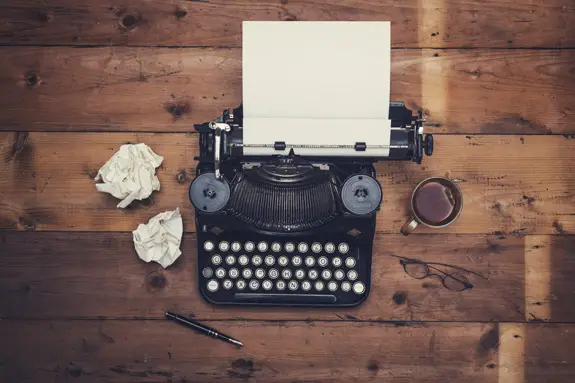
[{"x1": 234, "y1": 293, "x2": 337, "y2": 304}]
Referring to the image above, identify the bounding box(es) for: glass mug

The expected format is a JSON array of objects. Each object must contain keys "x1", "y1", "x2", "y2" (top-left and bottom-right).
[{"x1": 401, "y1": 177, "x2": 463, "y2": 235}]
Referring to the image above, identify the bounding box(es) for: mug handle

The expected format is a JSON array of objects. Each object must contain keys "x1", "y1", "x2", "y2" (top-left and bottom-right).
[{"x1": 401, "y1": 217, "x2": 418, "y2": 236}]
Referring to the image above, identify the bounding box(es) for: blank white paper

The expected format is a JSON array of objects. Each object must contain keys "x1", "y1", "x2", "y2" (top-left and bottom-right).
[{"x1": 242, "y1": 21, "x2": 391, "y2": 157}]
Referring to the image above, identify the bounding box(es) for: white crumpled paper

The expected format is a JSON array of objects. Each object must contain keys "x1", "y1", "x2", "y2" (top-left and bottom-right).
[
  {"x1": 94, "y1": 143, "x2": 164, "y2": 208},
  {"x1": 133, "y1": 208, "x2": 183, "y2": 268}
]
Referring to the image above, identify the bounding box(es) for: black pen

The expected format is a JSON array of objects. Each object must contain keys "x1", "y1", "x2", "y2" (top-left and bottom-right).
[{"x1": 165, "y1": 312, "x2": 243, "y2": 347}]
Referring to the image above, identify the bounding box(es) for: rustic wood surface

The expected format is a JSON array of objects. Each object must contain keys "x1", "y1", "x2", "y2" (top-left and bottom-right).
[
  {"x1": 0, "y1": 321, "x2": 573, "y2": 383},
  {"x1": 0, "y1": 48, "x2": 574, "y2": 133},
  {"x1": 2, "y1": 133, "x2": 574, "y2": 234},
  {"x1": 0, "y1": 232, "x2": 533, "y2": 321},
  {"x1": 1, "y1": 1, "x2": 574, "y2": 381},
  {"x1": 0, "y1": 0, "x2": 573, "y2": 48}
]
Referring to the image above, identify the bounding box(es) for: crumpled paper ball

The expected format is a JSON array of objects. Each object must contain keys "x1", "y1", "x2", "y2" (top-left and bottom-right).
[
  {"x1": 94, "y1": 143, "x2": 163, "y2": 208},
  {"x1": 132, "y1": 208, "x2": 183, "y2": 268}
]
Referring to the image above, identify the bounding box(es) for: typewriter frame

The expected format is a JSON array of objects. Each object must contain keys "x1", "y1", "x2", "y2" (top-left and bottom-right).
[{"x1": 191, "y1": 102, "x2": 430, "y2": 307}]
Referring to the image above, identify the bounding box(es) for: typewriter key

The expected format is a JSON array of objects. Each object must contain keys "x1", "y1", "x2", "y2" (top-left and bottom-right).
[
  {"x1": 189, "y1": 172, "x2": 230, "y2": 213},
  {"x1": 341, "y1": 174, "x2": 382, "y2": 216}
]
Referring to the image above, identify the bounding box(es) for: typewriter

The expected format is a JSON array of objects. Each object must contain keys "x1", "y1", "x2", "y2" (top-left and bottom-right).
[{"x1": 189, "y1": 102, "x2": 433, "y2": 306}]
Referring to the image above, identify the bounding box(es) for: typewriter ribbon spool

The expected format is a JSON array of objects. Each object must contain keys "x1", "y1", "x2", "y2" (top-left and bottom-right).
[
  {"x1": 189, "y1": 172, "x2": 231, "y2": 213},
  {"x1": 341, "y1": 174, "x2": 382, "y2": 216}
]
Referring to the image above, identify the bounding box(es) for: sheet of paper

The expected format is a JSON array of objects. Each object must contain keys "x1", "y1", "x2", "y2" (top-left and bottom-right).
[
  {"x1": 132, "y1": 208, "x2": 183, "y2": 269},
  {"x1": 242, "y1": 21, "x2": 391, "y2": 157},
  {"x1": 94, "y1": 143, "x2": 163, "y2": 208}
]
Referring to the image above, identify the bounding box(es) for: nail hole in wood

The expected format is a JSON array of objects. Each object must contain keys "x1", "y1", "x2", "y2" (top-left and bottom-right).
[
  {"x1": 120, "y1": 14, "x2": 139, "y2": 30},
  {"x1": 175, "y1": 8, "x2": 187, "y2": 19}
]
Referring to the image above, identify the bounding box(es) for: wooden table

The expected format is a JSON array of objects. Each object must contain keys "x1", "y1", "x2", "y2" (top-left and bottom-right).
[{"x1": 1, "y1": 1, "x2": 574, "y2": 382}]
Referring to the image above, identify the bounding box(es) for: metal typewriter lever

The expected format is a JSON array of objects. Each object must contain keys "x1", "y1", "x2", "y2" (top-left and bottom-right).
[{"x1": 209, "y1": 122, "x2": 231, "y2": 180}]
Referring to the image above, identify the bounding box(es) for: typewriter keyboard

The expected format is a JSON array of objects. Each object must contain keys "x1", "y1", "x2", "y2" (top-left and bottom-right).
[{"x1": 198, "y1": 239, "x2": 370, "y2": 306}]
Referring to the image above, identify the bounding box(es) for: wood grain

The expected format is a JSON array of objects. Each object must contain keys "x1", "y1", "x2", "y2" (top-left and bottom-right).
[
  {"x1": 1, "y1": 321, "x2": 573, "y2": 383},
  {"x1": 0, "y1": 231, "x2": 533, "y2": 321},
  {"x1": 0, "y1": 0, "x2": 573, "y2": 48},
  {"x1": 0, "y1": 47, "x2": 574, "y2": 133},
  {"x1": 2, "y1": 132, "x2": 574, "y2": 234},
  {"x1": 0, "y1": 321, "x2": 499, "y2": 383}
]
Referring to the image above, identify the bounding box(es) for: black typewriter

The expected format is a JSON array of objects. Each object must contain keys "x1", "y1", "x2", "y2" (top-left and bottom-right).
[{"x1": 189, "y1": 102, "x2": 433, "y2": 307}]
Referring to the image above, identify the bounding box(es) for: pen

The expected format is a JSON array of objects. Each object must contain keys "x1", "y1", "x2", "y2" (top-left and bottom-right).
[{"x1": 165, "y1": 312, "x2": 244, "y2": 347}]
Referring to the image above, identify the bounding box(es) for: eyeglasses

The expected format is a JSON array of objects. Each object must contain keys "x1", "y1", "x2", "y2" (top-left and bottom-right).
[{"x1": 391, "y1": 255, "x2": 488, "y2": 291}]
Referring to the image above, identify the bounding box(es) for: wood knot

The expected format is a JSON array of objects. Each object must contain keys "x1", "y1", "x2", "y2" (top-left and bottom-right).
[
  {"x1": 119, "y1": 13, "x2": 139, "y2": 30},
  {"x1": 25, "y1": 72, "x2": 40, "y2": 88},
  {"x1": 148, "y1": 273, "x2": 167, "y2": 289},
  {"x1": 175, "y1": 7, "x2": 188, "y2": 19},
  {"x1": 35, "y1": 11, "x2": 54, "y2": 23},
  {"x1": 367, "y1": 361, "x2": 379, "y2": 372},
  {"x1": 165, "y1": 102, "x2": 191, "y2": 120},
  {"x1": 18, "y1": 216, "x2": 36, "y2": 231},
  {"x1": 392, "y1": 291, "x2": 407, "y2": 305},
  {"x1": 176, "y1": 169, "x2": 187, "y2": 184}
]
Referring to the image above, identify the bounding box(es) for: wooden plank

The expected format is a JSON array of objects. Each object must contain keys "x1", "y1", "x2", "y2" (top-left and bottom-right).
[
  {"x1": 0, "y1": 320, "x2": 501, "y2": 382},
  {"x1": 525, "y1": 324, "x2": 575, "y2": 383},
  {"x1": 0, "y1": 232, "x2": 528, "y2": 321},
  {"x1": 1, "y1": 133, "x2": 574, "y2": 234},
  {"x1": 0, "y1": 47, "x2": 574, "y2": 134},
  {"x1": 0, "y1": 0, "x2": 573, "y2": 48}
]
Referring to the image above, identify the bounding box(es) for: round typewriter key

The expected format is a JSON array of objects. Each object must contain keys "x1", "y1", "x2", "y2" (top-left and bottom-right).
[
  {"x1": 207, "y1": 280, "x2": 219, "y2": 292},
  {"x1": 223, "y1": 279, "x2": 233, "y2": 290},
  {"x1": 338, "y1": 243, "x2": 349, "y2": 254},
  {"x1": 262, "y1": 280, "x2": 273, "y2": 290},
  {"x1": 285, "y1": 242, "x2": 295, "y2": 253},
  {"x1": 318, "y1": 256, "x2": 328, "y2": 267},
  {"x1": 189, "y1": 172, "x2": 230, "y2": 213},
  {"x1": 298, "y1": 242, "x2": 309, "y2": 253},
  {"x1": 353, "y1": 282, "x2": 366, "y2": 295},
  {"x1": 282, "y1": 269, "x2": 292, "y2": 279},
  {"x1": 334, "y1": 270, "x2": 345, "y2": 280},
  {"x1": 236, "y1": 280, "x2": 246, "y2": 290},
  {"x1": 288, "y1": 281, "x2": 299, "y2": 291},
  {"x1": 305, "y1": 256, "x2": 315, "y2": 267},
  {"x1": 341, "y1": 281, "x2": 352, "y2": 292},
  {"x1": 308, "y1": 269, "x2": 318, "y2": 280},
  {"x1": 345, "y1": 257, "x2": 356, "y2": 268},
  {"x1": 258, "y1": 241, "x2": 268, "y2": 252},
  {"x1": 252, "y1": 255, "x2": 262, "y2": 266},
  {"x1": 294, "y1": 269, "x2": 304, "y2": 279},
  {"x1": 249, "y1": 280, "x2": 260, "y2": 290},
  {"x1": 238, "y1": 255, "x2": 249, "y2": 266},
  {"x1": 302, "y1": 281, "x2": 312, "y2": 291},
  {"x1": 322, "y1": 269, "x2": 332, "y2": 280},
  {"x1": 325, "y1": 242, "x2": 335, "y2": 253},
  {"x1": 347, "y1": 270, "x2": 358, "y2": 281},
  {"x1": 264, "y1": 255, "x2": 275, "y2": 266},
  {"x1": 328, "y1": 281, "x2": 338, "y2": 292},
  {"x1": 242, "y1": 268, "x2": 253, "y2": 279},
  {"x1": 255, "y1": 268, "x2": 265, "y2": 279},
  {"x1": 211, "y1": 254, "x2": 222, "y2": 265},
  {"x1": 271, "y1": 242, "x2": 282, "y2": 252},
  {"x1": 231, "y1": 241, "x2": 241, "y2": 252},
  {"x1": 229, "y1": 268, "x2": 239, "y2": 279},
  {"x1": 292, "y1": 256, "x2": 302, "y2": 266},
  {"x1": 311, "y1": 242, "x2": 322, "y2": 253},
  {"x1": 219, "y1": 241, "x2": 229, "y2": 252},
  {"x1": 225, "y1": 255, "x2": 236, "y2": 265},
  {"x1": 244, "y1": 241, "x2": 255, "y2": 252},
  {"x1": 315, "y1": 281, "x2": 325, "y2": 291},
  {"x1": 202, "y1": 267, "x2": 213, "y2": 278},
  {"x1": 332, "y1": 257, "x2": 342, "y2": 267},
  {"x1": 278, "y1": 256, "x2": 289, "y2": 267},
  {"x1": 215, "y1": 268, "x2": 226, "y2": 278},
  {"x1": 276, "y1": 280, "x2": 286, "y2": 291},
  {"x1": 268, "y1": 268, "x2": 279, "y2": 279},
  {"x1": 204, "y1": 241, "x2": 214, "y2": 252}
]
